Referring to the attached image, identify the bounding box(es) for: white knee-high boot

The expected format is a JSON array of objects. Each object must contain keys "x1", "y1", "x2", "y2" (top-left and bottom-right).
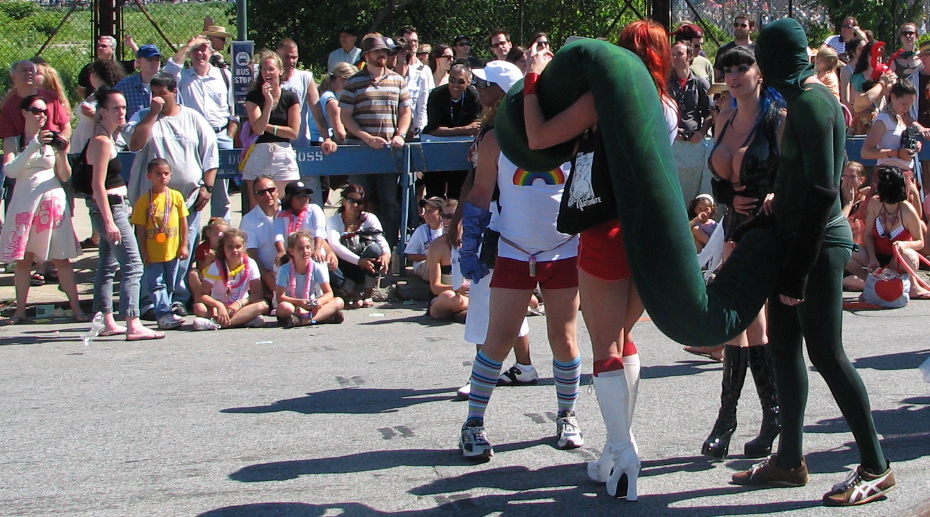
[
  {"x1": 590, "y1": 371, "x2": 641, "y2": 500},
  {"x1": 622, "y1": 341, "x2": 641, "y2": 454}
]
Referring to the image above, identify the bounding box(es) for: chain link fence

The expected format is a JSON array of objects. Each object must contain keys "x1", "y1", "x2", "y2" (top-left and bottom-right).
[{"x1": 0, "y1": 0, "x2": 234, "y2": 114}]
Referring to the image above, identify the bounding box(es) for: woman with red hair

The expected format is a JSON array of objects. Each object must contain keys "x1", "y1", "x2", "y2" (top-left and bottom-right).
[{"x1": 522, "y1": 20, "x2": 676, "y2": 500}]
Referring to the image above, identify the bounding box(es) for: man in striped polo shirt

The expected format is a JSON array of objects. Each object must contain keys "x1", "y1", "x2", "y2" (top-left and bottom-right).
[{"x1": 340, "y1": 34, "x2": 412, "y2": 249}]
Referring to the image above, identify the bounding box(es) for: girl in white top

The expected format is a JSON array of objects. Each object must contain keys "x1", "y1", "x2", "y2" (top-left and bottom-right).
[
  {"x1": 861, "y1": 80, "x2": 924, "y2": 220},
  {"x1": 193, "y1": 228, "x2": 269, "y2": 329}
]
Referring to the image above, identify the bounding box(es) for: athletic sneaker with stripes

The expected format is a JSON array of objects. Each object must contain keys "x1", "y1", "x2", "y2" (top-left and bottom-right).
[
  {"x1": 822, "y1": 464, "x2": 896, "y2": 506},
  {"x1": 460, "y1": 418, "x2": 493, "y2": 459}
]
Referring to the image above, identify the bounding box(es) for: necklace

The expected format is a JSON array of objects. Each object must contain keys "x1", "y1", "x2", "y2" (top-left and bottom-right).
[
  {"x1": 220, "y1": 258, "x2": 250, "y2": 299},
  {"x1": 148, "y1": 189, "x2": 172, "y2": 244},
  {"x1": 280, "y1": 208, "x2": 308, "y2": 235},
  {"x1": 289, "y1": 258, "x2": 313, "y2": 300}
]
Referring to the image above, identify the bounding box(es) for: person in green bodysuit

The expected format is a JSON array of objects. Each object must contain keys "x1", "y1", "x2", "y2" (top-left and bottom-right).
[{"x1": 730, "y1": 18, "x2": 895, "y2": 507}]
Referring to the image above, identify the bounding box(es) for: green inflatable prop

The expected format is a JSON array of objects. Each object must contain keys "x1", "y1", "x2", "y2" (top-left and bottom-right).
[{"x1": 496, "y1": 39, "x2": 782, "y2": 347}]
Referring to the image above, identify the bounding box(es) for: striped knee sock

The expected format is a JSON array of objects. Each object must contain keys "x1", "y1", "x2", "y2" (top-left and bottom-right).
[
  {"x1": 553, "y1": 355, "x2": 582, "y2": 413},
  {"x1": 467, "y1": 350, "x2": 503, "y2": 422}
]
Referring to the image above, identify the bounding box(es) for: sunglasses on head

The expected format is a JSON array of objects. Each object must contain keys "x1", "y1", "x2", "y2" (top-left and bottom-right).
[
  {"x1": 473, "y1": 77, "x2": 492, "y2": 89},
  {"x1": 26, "y1": 107, "x2": 47, "y2": 115},
  {"x1": 254, "y1": 187, "x2": 276, "y2": 196}
]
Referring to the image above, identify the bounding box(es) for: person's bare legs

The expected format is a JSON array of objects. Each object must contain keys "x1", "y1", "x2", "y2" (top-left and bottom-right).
[
  {"x1": 51, "y1": 259, "x2": 85, "y2": 317},
  {"x1": 225, "y1": 300, "x2": 269, "y2": 327},
  {"x1": 429, "y1": 290, "x2": 468, "y2": 319},
  {"x1": 10, "y1": 253, "x2": 34, "y2": 322}
]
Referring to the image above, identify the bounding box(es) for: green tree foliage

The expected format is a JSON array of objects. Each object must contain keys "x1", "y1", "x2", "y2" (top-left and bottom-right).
[{"x1": 247, "y1": 0, "x2": 651, "y2": 73}]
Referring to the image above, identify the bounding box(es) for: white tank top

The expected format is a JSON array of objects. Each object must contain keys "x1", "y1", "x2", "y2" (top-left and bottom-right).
[{"x1": 496, "y1": 152, "x2": 578, "y2": 262}]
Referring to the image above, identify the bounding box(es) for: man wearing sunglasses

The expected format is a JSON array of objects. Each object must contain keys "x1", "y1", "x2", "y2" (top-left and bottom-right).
[
  {"x1": 489, "y1": 30, "x2": 512, "y2": 62},
  {"x1": 453, "y1": 35, "x2": 484, "y2": 69},
  {"x1": 239, "y1": 176, "x2": 282, "y2": 298},
  {"x1": 422, "y1": 63, "x2": 482, "y2": 199},
  {"x1": 674, "y1": 23, "x2": 713, "y2": 82},
  {"x1": 714, "y1": 14, "x2": 755, "y2": 82}
]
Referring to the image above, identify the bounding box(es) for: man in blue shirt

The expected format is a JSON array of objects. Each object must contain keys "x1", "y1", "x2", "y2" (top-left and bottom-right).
[{"x1": 115, "y1": 44, "x2": 163, "y2": 120}]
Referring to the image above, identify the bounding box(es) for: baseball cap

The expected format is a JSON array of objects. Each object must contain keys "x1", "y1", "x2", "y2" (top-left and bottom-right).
[
  {"x1": 285, "y1": 181, "x2": 314, "y2": 198},
  {"x1": 418, "y1": 196, "x2": 446, "y2": 210},
  {"x1": 675, "y1": 23, "x2": 704, "y2": 40},
  {"x1": 472, "y1": 60, "x2": 523, "y2": 92},
  {"x1": 453, "y1": 35, "x2": 471, "y2": 45},
  {"x1": 136, "y1": 44, "x2": 162, "y2": 59}
]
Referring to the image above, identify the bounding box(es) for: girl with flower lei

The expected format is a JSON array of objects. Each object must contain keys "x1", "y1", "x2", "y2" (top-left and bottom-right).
[
  {"x1": 274, "y1": 231, "x2": 345, "y2": 328},
  {"x1": 192, "y1": 228, "x2": 268, "y2": 329}
]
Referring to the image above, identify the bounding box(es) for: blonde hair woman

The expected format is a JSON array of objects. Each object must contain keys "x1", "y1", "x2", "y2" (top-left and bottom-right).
[
  {"x1": 318, "y1": 61, "x2": 358, "y2": 143},
  {"x1": 241, "y1": 50, "x2": 301, "y2": 208}
]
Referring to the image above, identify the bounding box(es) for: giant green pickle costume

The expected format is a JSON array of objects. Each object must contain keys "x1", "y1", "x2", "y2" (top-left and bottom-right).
[{"x1": 496, "y1": 38, "x2": 781, "y2": 346}]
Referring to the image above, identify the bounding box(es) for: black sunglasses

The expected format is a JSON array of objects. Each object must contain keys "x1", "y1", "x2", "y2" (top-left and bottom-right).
[
  {"x1": 473, "y1": 77, "x2": 492, "y2": 89},
  {"x1": 344, "y1": 197, "x2": 365, "y2": 204},
  {"x1": 26, "y1": 107, "x2": 47, "y2": 114},
  {"x1": 441, "y1": 213, "x2": 454, "y2": 220},
  {"x1": 254, "y1": 187, "x2": 276, "y2": 196},
  {"x1": 449, "y1": 78, "x2": 467, "y2": 85}
]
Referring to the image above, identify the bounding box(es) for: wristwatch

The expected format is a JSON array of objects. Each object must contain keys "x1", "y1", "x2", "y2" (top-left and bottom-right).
[{"x1": 202, "y1": 185, "x2": 214, "y2": 193}]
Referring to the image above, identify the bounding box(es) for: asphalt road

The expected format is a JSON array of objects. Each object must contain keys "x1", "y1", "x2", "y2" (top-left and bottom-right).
[{"x1": 0, "y1": 293, "x2": 928, "y2": 517}]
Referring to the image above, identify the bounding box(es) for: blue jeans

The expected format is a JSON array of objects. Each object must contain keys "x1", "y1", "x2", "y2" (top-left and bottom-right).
[
  {"x1": 89, "y1": 198, "x2": 143, "y2": 318},
  {"x1": 211, "y1": 132, "x2": 233, "y2": 221},
  {"x1": 139, "y1": 208, "x2": 202, "y2": 312},
  {"x1": 147, "y1": 258, "x2": 180, "y2": 317}
]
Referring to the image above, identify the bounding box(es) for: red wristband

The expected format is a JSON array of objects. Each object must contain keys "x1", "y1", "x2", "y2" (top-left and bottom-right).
[{"x1": 524, "y1": 73, "x2": 540, "y2": 96}]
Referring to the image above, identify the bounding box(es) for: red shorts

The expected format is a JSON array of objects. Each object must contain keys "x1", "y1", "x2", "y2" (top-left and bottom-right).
[
  {"x1": 578, "y1": 220, "x2": 632, "y2": 281},
  {"x1": 490, "y1": 256, "x2": 579, "y2": 290}
]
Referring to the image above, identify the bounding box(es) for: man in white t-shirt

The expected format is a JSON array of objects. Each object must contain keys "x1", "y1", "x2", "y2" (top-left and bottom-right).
[
  {"x1": 404, "y1": 197, "x2": 446, "y2": 279},
  {"x1": 240, "y1": 175, "x2": 280, "y2": 298}
]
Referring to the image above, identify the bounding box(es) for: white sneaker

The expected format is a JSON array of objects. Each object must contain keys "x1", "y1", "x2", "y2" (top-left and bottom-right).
[
  {"x1": 456, "y1": 380, "x2": 471, "y2": 401},
  {"x1": 556, "y1": 410, "x2": 584, "y2": 449},
  {"x1": 157, "y1": 314, "x2": 183, "y2": 330},
  {"x1": 460, "y1": 418, "x2": 493, "y2": 459},
  {"x1": 192, "y1": 317, "x2": 220, "y2": 331},
  {"x1": 497, "y1": 364, "x2": 539, "y2": 386},
  {"x1": 245, "y1": 316, "x2": 264, "y2": 328}
]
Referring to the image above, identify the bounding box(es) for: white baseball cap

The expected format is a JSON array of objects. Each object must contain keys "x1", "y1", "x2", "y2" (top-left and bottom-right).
[{"x1": 472, "y1": 60, "x2": 523, "y2": 92}]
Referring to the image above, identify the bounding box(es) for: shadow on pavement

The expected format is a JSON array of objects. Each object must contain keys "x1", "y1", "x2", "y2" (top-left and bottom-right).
[
  {"x1": 852, "y1": 348, "x2": 930, "y2": 371},
  {"x1": 228, "y1": 440, "x2": 548, "y2": 482},
  {"x1": 221, "y1": 387, "x2": 455, "y2": 415}
]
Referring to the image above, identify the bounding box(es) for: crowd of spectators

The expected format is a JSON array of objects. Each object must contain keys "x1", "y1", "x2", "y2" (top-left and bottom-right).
[{"x1": 1, "y1": 15, "x2": 929, "y2": 334}]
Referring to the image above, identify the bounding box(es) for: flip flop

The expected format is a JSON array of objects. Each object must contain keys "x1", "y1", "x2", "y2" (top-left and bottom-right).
[
  {"x1": 684, "y1": 345, "x2": 725, "y2": 362},
  {"x1": 99, "y1": 327, "x2": 127, "y2": 337},
  {"x1": 126, "y1": 331, "x2": 166, "y2": 341},
  {"x1": 30, "y1": 273, "x2": 45, "y2": 286},
  {"x1": 911, "y1": 291, "x2": 930, "y2": 300},
  {"x1": 2, "y1": 314, "x2": 28, "y2": 325},
  {"x1": 73, "y1": 312, "x2": 92, "y2": 323}
]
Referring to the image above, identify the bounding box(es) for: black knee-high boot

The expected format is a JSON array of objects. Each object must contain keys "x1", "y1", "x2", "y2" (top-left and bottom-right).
[
  {"x1": 744, "y1": 345, "x2": 780, "y2": 458},
  {"x1": 702, "y1": 345, "x2": 749, "y2": 460}
]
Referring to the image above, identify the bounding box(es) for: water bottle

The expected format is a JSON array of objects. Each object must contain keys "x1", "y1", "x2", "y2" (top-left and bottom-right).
[{"x1": 82, "y1": 312, "x2": 106, "y2": 347}]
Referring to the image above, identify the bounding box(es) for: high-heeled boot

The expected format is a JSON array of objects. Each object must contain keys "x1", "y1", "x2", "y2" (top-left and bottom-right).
[
  {"x1": 701, "y1": 345, "x2": 749, "y2": 460},
  {"x1": 592, "y1": 370, "x2": 640, "y2": 500},
  {"x1": 588, "y1": 342, "x2": 641, "y2": 492},
  {"x1": 744, "y1": 345, "x2": 780, "y2": 458}
]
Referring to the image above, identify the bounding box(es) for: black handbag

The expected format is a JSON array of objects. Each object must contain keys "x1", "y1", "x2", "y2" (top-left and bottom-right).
[{"x1": 557, "y1": 129, "x2": 617, "y2": 234}]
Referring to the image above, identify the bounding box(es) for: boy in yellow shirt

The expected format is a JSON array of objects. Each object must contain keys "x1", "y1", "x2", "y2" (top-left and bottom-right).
[{"x1": 132, "y1": 159, "x2": 191, "y2": 330}]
